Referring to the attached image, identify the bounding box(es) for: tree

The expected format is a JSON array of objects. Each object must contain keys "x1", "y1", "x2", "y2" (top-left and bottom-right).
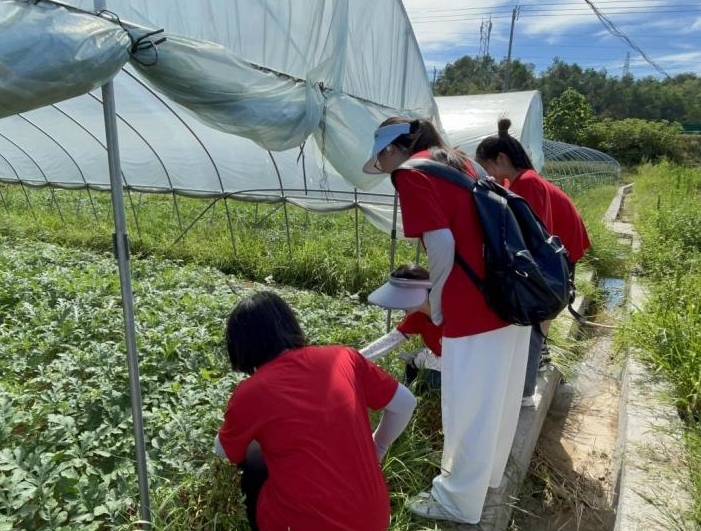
[
  {"x1": 433, "y1": 55, "x2": 535, "y2": 95},
  {"x1": 543, "y1": 88, "x2": 594, "y2": 143},
  {"x1": 536, "y1": 58, "x2": 583, "y2": 107},
  {"x1": 431, "y1": 53, "x2": 701, "y2": 128},
  {"x1": 497, "y1": 58, "x2": 537, "y2": 92},
  {"x1": 580, "y1": 118, "x2": 684, "y2": 166},
  {"x1": 433, "y1": 56, "x2": 496, "y2": 95}
]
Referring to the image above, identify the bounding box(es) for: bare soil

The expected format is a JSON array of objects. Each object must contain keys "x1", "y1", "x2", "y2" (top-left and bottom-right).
[{"x1": 510, "y1": 327, "x2": 621, "y2": 531}]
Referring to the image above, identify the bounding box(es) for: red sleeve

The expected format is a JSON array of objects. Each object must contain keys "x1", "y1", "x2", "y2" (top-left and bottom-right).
[
  {"x1": 217, "y1": 383, "x2": 258, "y2": 463},
  {"x1": 397, "y1": 312, "x2": 443, "y2": 356},
  {"x1": 547, "y1": 184, "x2": 592, "y2": 263},
  {"x1": 393, "y1": 169, "x2": 449, "y2": 238},
  {"x1": 396, "y1": 312, "x2": 423, "y2": 335},
  {"x1": 353, "y1": 349, "x2": 399, "y2": 410}
]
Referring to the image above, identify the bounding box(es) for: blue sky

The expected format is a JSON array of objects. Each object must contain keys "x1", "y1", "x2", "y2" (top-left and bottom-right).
[{"x1": 402, "y1": 0, "x2": 701, "y2": 80}]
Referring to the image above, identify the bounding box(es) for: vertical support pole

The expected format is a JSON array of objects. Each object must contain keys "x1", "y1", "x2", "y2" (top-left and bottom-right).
[
  {"x1": 385, "y1": 192, "x2": 399, "y2": 332},
  {"x1": 95, "y1": 1, "x2": 151, "y2": 528},
  {"x1": 354, "y1": 189, "x2": 360, "y2": 265}
]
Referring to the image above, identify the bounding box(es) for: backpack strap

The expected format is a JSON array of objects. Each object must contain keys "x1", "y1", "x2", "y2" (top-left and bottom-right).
[
  {"x1": 398, "y1": 158, "x2": 481, "y2": 189},
  {"x1": 396, "y1": 158, "x2": 485, "y2": 293}
]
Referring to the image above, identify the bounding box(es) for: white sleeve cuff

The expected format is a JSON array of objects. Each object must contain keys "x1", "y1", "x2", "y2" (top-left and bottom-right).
[
  {"x1": 372, "y1": 384, "x2": 417, "y2": 460},
  {"x1": 213, "y1": 434, "x2": 228, "y2": 460},
  {"x1": 423, "y1": 228, "x2": 455, "y2": 325},
  {"x1": 359, "y1": 329, "x2": 407, "y2": 360}
]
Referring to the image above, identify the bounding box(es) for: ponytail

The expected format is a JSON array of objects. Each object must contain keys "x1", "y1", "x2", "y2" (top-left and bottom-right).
[{"x1": 476, "y1": 118, "x2": 534, "y2": 171}]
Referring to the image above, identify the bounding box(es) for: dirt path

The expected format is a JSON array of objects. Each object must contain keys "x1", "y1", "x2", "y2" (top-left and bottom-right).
[{"x1": 510, "y1": 327, "x2": 621, "y2": 531}]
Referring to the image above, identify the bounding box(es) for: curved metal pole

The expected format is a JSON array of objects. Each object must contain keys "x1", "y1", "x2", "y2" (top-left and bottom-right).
[
  {"x1": 0, "y1": 153, "x2": 24, "y2": 213},
  {"x1": 84, "y1": 91, "x2": 178, "y2": 233},
  {"x1": 267, "y1": 150, "x2": 292, "y2": 256},
  {"x1": 0, "y1": 153, "x2": 22, "y2": 212},
  {"x1": 18, "y1": 113, "x2": 100, "y2": 222},
  {"x1": 0, "y1": 132, "x2": 50, "y2": 221}
]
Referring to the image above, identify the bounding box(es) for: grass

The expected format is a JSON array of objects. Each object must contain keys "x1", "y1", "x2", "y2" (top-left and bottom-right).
[
  {"x1": 0, "y1": 234, "x2": 450, "y2": 530},
  {"x1": 0, "y1": 173, "x2": 629, "y2": 530},
  {"x1": 615, "y1": 161, "x2": 701, "y2": 527},
  {"x1": 0, "y1": 185, "x2": 418, "y2": 299}
]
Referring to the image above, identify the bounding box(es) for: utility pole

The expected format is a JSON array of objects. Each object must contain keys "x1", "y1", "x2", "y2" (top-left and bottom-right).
[{"x1": 503, "y1": 5, "x2": 520, "y2": 92}]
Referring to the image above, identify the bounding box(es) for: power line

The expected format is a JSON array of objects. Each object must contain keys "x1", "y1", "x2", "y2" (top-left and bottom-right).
[
  {"x1": 407, "y1": 1, "x2": 700, "y2": 78},
  {"x1": 410, "y1": 8, "x2": 694, "y2": 23},
  {"x1": 410, "y1": 0, "x2": 688, "y2": 11},
  {"x1": 407, "y1": 2, "x2": 695, "y2": 16},
  {"x1": 582, "y1": 0, "x2": 671, "y2": 78},
  {"x1": 415, "y1": 30, "x2": 692, "y2": 42},
  {"x1": 407, "y1": 3, "x2": 698, "y2": 22}
]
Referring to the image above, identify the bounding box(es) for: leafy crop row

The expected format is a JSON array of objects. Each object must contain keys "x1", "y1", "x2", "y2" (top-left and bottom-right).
[{"x1": 0, "y1": 238, "x2": 387, "y2": 529}]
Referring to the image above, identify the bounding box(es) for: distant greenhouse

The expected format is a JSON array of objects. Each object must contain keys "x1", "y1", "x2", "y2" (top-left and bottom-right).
[{"x1": 542, "y1": 139, "x2": 621, "y2": 195}]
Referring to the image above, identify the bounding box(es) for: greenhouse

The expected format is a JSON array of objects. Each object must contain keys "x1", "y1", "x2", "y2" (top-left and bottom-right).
[
  {"x1": 0, "y1": 0, "x2": 621, "y2": 526},
  {"x1": 0, "y1": 1, "x2": 619, "y2": 237}
]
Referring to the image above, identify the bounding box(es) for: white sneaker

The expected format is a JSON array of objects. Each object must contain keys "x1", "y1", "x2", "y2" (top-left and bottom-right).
[
  {"x1": 407, "y1": 492, "x2": 458, "y2": 522},
  {"x1": 521, "y1": 395, "x2": 535, "y2": 408}
]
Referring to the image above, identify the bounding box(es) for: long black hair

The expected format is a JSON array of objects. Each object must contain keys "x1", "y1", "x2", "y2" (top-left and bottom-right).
[
  {"x1": 225, "y1": 291, "x2": 307, "y2": 375},
  {"x1": 474, "y1": 118, "x2": 534, "y2": 171},
  {"x1": 391, "y1": 263, "x2": 430, "y2": 280},
  {"x1": 380, "y1": 116, "x2": 469, "y2": 172}
]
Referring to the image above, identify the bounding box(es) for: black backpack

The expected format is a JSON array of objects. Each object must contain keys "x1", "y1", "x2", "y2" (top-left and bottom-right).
[{"x1": 398, "y1": 158, "x2": 573, "y2": 326}]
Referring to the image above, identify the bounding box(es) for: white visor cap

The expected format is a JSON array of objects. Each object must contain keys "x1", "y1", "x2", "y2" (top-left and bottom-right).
[
  {"x1": 367, "y1": 276, "x2": 431, "y2": 310},
  {"x1": 362, "y1": 122, "x2": 411, "y2": 174}
]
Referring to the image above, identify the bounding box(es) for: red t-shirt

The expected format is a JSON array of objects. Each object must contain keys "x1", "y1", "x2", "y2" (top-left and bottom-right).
[
  {"x1": 505, "y1": 170, "x2": 553, "y2": 231},
  {"x1": 392, "y1": 150, "x2": 509, "y2": 338},
  {"x1": 218, "y1": 345, "x2": 397, "y2": 531},
  {"x1": 397, "y1": 311, "x2": 442, "y2": 356},
  {"x1": 509, "y1": 169, "x2": 592, "y2": 263}
]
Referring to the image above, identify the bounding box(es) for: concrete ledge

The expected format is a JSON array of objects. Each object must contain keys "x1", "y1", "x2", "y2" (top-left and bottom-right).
[
  {"x1": 437, "y1": 285, "x2": 593, "y2": 531},
  {"x1": 613, "y1": 275, "x2": 694, "y2": 531},
  {"x1": 606, "y1": 184, "x2": 693, "y2": 530},
  {"x1": 603, "y1": 183, "x2": 633, "y2": 225}
]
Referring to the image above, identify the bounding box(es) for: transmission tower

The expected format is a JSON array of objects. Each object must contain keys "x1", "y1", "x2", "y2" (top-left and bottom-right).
[
  {"x1": 478, "y1": 15, "x2": 492, "y2": 58},
  {"x1": 622, "y1": 52, "x2": 630, "y2": 77}
]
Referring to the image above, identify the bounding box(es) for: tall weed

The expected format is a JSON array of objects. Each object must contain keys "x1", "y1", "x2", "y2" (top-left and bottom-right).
[{"x1": 619, "y1": 162, "x2": 701, "y2": 526}]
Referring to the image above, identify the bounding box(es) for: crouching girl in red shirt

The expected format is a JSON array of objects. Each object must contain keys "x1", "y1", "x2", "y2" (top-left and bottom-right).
[{"x1": 214, "y1": 291, "x2": 416, "y2": 531}]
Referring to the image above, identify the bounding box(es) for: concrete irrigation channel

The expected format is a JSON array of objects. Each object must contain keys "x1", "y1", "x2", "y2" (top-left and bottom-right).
[{"x1": 416, "y1": 184, "x2": 694, "y2": 531}]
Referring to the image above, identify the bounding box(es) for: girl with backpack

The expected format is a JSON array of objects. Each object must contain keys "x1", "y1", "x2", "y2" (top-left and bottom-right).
[
  {"x1": 362, "y1": 118, "x2": 530, "y2": 525},
  {"x1": 475, "y1": 118, "x2": 591, "y2": 406}
]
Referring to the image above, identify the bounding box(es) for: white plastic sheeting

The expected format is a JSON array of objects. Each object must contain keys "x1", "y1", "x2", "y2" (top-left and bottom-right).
[
  {"x1": 0, "y1": 0, "x2": 545, "y2": 234},
  {"x1": 438, "y1": 91, "x2": 544, "y2": 171},
  {"x1": 0, "y1": 1, "x2": 131, "y2": 117},
  {"x1": 0, "y1": 0, "x2": 439, "y2": 188}
]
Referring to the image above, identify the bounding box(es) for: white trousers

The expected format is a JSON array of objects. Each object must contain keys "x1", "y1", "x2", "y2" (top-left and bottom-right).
[{"x1": 431, "y1": 324, "x2": 530, "y2": 524}]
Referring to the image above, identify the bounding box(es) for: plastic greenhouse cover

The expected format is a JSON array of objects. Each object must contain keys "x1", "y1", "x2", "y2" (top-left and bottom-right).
[
  {"x1": 438, "y1": 91, "x2": 544, "y2": 172},
  {"x1": 0, "y1": 0, "x2": 544, "y2": 235},
  {"x1": 0, "y1": 1, "x2": 131, "y2": 117}
]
